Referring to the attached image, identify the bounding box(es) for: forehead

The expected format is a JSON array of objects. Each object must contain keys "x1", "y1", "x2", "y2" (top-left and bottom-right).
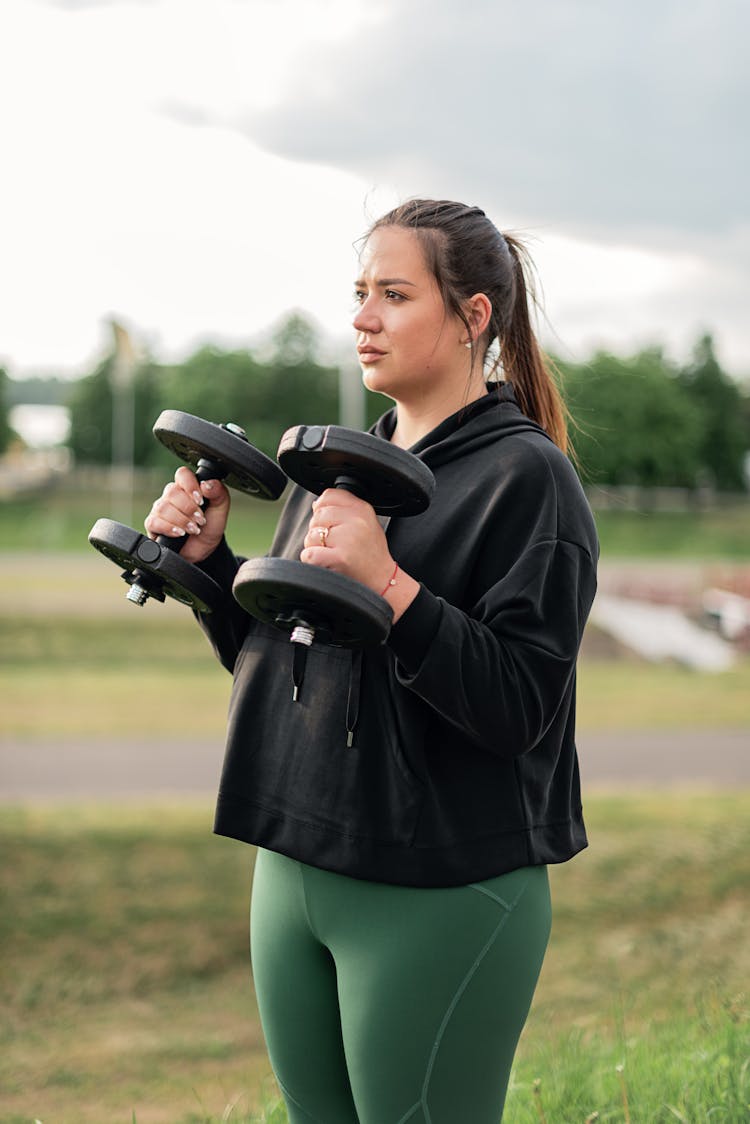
[{"x1": 358, "y1": 226, "x2": 430, "y2": 280}]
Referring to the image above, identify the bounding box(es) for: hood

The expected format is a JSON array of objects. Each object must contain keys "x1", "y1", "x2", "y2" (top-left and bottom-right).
[{"x1": 372, "y1": 383, "x2": 552, "y2": 470}]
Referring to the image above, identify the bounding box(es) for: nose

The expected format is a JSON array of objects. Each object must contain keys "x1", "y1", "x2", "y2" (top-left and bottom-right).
[{"x1": 352, "y1": 296, "x2": 381, "y2": 335}]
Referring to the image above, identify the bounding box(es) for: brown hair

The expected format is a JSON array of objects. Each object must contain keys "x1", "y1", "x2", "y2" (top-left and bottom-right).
[{"x1": 366, "y1": 199, "x2": 569, "y2": 453}]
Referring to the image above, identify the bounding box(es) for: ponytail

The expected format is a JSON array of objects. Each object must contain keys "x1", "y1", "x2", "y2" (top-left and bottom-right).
[{"x1": 498, "y1": 235, "x2": 570, "y2": 455}]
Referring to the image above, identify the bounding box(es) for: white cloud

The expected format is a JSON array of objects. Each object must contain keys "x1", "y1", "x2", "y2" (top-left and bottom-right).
[
  {"x1": 0, "y1": 0, "x2": 747, "y2": 379},
  {"x1": 237, "y1": 0, "x2": 749, "y2": 237},
  {"x1": 0, "y1": 0, "x2": 377, "y2": 373}
]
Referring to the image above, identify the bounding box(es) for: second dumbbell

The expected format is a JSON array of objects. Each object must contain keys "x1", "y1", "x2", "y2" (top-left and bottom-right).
[{"x1": 232, "y1": 424, "x2": 434, "y2": 646}]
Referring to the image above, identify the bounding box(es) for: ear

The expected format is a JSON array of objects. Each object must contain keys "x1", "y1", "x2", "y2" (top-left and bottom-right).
[{"x1": 463, "y1": 293, "x2": 493, "y2": 343}]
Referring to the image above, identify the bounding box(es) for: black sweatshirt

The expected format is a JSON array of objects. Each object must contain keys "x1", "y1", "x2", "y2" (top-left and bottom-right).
[{"x1": 196, "y1": 385, "x2": 599, "y2": 887}]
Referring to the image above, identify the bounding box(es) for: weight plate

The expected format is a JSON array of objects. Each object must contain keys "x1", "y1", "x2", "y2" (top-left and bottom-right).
[
  {"x1": 88, "y1": 518, "x2": 222, "y2": 612},
  {"x1": 277, "y1": 425, "x2": 435, "y2": 515},
  {"x1": 232, "y1": 557, "x2": 393, "y2": 647},
  {"x1": 153, "y1": 410, "x2": 287, "y2": 500}
]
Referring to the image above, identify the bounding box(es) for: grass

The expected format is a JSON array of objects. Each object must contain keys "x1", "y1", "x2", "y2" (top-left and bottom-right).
[
  {"x1": 506, "y1": 1006, "x2": 750, "y2": 1122},
  {"x1": 2, "y1": 610, "x2": 749, "y2": 737},
  {"x1": 0, "y1": 795, "x2": 748, "y2": 1122},
  {"x1": 0, "y1": 480, "x2": 280, "y2": 556},
  {"x1": 0, "y1": 478, "x2": 748, "y2": 559},
  {"x1": 0, "y1": 805, "x2": 266, "y2": 1124},
  {"x1": 504, "y1": 793, "x2": 750, "y2": 1122},
  {"x1": 576, "y1": 656, "x2": 750, "y2": 729},
  {"x1": 0, "y1": 612, "x2": 232, "y2": 737},
  {"x1": 0, "y1": 487, "x2": 748, "y2": 1120},
  {"x1": 591, "y1": 505, "x2": 750, "y2": 560}
]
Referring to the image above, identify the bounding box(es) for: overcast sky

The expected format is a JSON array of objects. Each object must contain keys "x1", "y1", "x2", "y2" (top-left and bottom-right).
[{"x1": 1, "y1": 0, "x2": 748, "y2": 381}]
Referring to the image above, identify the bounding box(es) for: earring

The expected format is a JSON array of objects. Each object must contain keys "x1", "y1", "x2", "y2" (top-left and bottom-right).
[{"x1": 463, "y1": 340, "x2": 472, "y2": 349}]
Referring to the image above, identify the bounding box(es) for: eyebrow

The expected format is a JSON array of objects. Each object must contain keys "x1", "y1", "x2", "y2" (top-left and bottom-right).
[{"x1": 354, "y1": 277, "x2": 418, "y2": 288}]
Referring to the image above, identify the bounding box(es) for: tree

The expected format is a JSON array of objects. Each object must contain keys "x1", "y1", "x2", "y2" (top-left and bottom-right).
[
  {"x1": 677, "y1": 334, "x2": 749, "y2": 491},
  {"x1": 560, "y1": 349, "x2": 704, "y2": 488},
  {"x1": 65, "y1": 312, "x2": 343, "y2": 466},
  {"x1": 66, "y1": 356, "x2": 160, "y2": 465},
  {"x1": 270, "y1": 310, "x2": 320, "y2": 366},
  {"x1": 154, "y1": 346, "x2": 278, "y2": 461}
]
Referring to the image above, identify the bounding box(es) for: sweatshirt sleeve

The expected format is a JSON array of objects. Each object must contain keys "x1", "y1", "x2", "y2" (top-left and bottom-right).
[
  {"x1": 386, "y1": 537, "x2": 597, "y2": 757},
  {"x1": 191, "y1": 537, "x2": 254, "y2": 673}
]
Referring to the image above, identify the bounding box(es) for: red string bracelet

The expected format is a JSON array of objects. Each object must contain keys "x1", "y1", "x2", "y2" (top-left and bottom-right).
[{"x1": 379, "y1": 562, "x2": 398, "y2": 597}]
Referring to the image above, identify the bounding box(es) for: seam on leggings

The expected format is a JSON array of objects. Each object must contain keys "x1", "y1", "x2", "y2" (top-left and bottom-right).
[
  {"x1": 394, "y1": 1102, "x2": 422, "y2": 1124},
  {"x1": 394, "y1": 874, "x2": 532, "y2": 1124},
  {"x1": 467, "y1": 882, "x2": 513, "y2": 911},
  {"x1": 276, "y1": 1074, "x2": 326, "y2": 1124}
]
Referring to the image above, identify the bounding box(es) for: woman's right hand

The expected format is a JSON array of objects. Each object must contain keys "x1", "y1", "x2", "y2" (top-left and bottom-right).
[{"x1": 144, "y1": 465, "x2": 231, "y2": 564}]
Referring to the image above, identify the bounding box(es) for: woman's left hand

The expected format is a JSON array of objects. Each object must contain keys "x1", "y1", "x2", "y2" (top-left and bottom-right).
[{"x1": 301, "y1": 488, "x2": 395, "y2": 595}]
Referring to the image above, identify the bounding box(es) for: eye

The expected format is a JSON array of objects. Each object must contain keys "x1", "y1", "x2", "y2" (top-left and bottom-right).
[
  {"x1": 352, "y1": 289, "x2": 367, "y2": 305},
  {"x1": 384, "y1": 289, "x2": 405, "y2": 302}
]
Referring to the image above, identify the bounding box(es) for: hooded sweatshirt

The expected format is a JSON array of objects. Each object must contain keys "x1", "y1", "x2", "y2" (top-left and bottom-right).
[{"x1": 196, "y1": 384, "x2": 599, "y2": 888}]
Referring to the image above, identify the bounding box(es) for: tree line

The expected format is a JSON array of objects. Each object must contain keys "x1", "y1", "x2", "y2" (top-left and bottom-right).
[
  {"x1": 1, "y1": 314, "x2": 749, "y2": 492},
  {"x1": 560, "y1": 334, "x2": 750, "y2": 491}
]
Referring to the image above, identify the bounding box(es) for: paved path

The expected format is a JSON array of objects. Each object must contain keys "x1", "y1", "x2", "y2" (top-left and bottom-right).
[{"x1": 1, "y1": 729, "x2": 748, "y2": 802}]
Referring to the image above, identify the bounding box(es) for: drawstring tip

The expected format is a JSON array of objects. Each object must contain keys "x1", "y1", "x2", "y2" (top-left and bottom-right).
[
  {"x1": 344, "y1": 649, "x2": 362, "y2": 752},
  {"x1": 291, "y1": 641, "x2": 309, "y2": 703}
]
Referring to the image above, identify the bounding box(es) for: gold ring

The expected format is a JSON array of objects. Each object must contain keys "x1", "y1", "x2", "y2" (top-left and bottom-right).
[{"x1": 317, "y1": 526, "x2": 330, "y2": 547}]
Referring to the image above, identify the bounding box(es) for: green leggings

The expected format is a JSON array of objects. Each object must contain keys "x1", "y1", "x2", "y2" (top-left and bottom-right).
[{"x1": 250, "y1": 849, "x2": 551, "y2": 1124}]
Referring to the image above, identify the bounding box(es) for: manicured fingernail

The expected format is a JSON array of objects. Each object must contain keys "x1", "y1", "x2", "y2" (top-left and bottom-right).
[
  {"x1": 193, "y1": 510, "x2": 206, "y2": 526},
  {"x1": 171, "y1": 526, "x2": 183, "y2": 536},
  {"x1": 202, "y1": 480, "x2": 215, "y2": 492},
  {"x1": 192, "y1": 491, "x2": 202, "y2": 505},
  {"x1": 186, "y1": 522, "x2": 200, "y2": 535}
]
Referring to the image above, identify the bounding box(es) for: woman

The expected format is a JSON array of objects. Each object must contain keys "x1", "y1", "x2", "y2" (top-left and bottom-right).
[{"x1": 145, "y1": 199, "x2": 599, "y2": 1123}]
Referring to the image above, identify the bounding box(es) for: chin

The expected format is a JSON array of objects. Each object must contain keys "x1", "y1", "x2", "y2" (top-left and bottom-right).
[{"x1": 362, "y1": 369, "x2": 387, "y2": 394}]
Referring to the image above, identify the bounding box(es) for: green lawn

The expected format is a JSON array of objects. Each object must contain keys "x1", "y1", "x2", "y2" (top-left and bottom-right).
[
  {"x1": 0, "y1": 482, "x2": 280, "y2": 556},
  {"x1": 0, "y1": 480, "x2": 748, "y2": 558},
  {"x1": 1, "y1": 611, "x2": 749, "y2": 737},
  {"x1": 1, "y1": 796, "x2": 748, "y2": 1123},
  {"x1": 592, "y1": 505, "x2": 750, "y2": 559},
  {"x1": 577, "y1": 656, "x2": 750, "y2": 729}
]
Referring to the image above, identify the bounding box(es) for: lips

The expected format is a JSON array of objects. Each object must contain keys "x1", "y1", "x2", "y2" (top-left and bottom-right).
[{"x1": 357, "y1": 345, "x2": 386, "y2": 361}]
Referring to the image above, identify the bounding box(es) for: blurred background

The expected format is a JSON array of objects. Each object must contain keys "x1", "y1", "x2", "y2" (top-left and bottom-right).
[{"x1": 1, "y1": 1, "x2": 748, "y2": 1122}]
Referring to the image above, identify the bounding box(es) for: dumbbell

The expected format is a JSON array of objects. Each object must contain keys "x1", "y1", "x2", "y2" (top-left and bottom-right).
[
  {"x1": 88, "y1": 410, "x2": 287, "y2": 612},
  {"x1": 232, "y1": 424, "x2": 435, "y2": 647}
]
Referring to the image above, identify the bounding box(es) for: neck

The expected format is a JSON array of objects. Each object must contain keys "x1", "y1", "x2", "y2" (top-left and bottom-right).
[{"x1": 390, "y1": 374, "x2": 488, "y2": 449}]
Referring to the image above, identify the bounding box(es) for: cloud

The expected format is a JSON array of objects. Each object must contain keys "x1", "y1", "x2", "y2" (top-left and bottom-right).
[
  {"x1": 8, "y1": 0, "x2": 749, "y2": 375},
  {"x1": 231, "y1": 0, "x2": 748, "y2": 240},
  {"x1": 536, "y1": 228, "x2": 750, "y2": 373}
]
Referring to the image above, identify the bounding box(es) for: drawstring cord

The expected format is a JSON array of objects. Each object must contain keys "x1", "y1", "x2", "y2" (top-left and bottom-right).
[
  {"x1": 345, "y1": 648, "x2": 363, "y2": 748},
  {"x1": 290, "y1": 634, "x2": 363, "y2": 751},
  {"x1": 292, "y1": 642, "x2": 308, "y2": 702}
]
